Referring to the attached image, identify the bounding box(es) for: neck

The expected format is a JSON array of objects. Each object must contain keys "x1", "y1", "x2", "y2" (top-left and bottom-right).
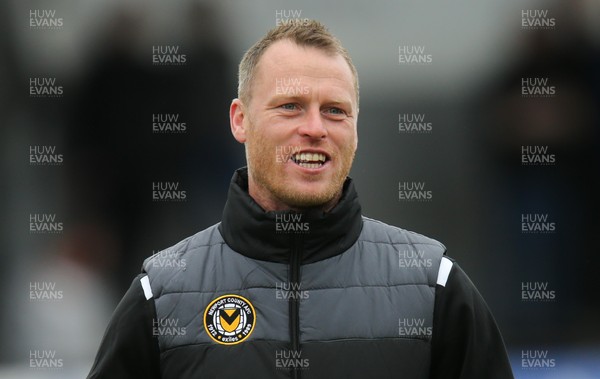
[{"x1": 218, "y1": 167, "x2": 364, "y2": 264}]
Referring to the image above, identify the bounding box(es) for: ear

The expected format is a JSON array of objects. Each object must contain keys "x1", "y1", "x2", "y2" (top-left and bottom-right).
[{"x1": 230, "y1": 98, "x2": 247, "y2": 143}]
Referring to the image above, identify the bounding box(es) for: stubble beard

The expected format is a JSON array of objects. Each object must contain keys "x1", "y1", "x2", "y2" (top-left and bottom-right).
[{"x1": 245, "y1": 122, "x2": 355, "y2": 210}]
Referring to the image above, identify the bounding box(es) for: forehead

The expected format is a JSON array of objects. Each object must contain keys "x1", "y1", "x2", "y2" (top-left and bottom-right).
[{"x1": 254, "y1": 39, "x2": 354, "y2": 90}]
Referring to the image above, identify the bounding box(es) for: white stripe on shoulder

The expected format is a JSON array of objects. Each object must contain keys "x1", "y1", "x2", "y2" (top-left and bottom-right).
[
  {"x1": 140, "y1": 275, "x2": 153, "y2": 300},
  {"x1": 436, "y1": 257, "x2": 453, "y2": 287}
]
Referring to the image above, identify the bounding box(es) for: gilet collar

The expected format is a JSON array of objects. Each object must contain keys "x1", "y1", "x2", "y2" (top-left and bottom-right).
[{"x1": 218, "y1": 167, "x2": 363, "y2": 264}]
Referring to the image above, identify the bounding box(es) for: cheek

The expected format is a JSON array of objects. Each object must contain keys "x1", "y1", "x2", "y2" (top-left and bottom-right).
[
  {"x1": 349, "y1": 126, "x2": 358, "y2": 151},
  {"x1": 246, "y1": 122, "x2": 267, "y2": 146},
  {"x1": 333, "y1": 127, "x2": 357, "y2": 151},
  {"x1": 254, "y1": 123, "x2": 292, "y2": 147}
]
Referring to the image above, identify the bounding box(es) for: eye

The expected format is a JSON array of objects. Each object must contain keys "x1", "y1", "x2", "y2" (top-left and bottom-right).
[
  {"x1": 280, "y1": 103, "x2": 298, "y2": 111},
  {"x1": 324, "y1": 107, "x2": 347, "y2": 117}
]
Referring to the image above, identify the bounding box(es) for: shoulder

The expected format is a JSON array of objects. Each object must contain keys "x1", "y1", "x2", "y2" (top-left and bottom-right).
[
  {"x1": 358, "y1": 216, "x2": 448, "y2": 287},
  {"x1": 141, "y1": 223, "x2": 225, "y2": 297},
  {"x1": 360, "y1": 216, "x2": 447, "y2": 254},
  {"x1": 143, "y1": 223, "x2": 223, "y2": 269}
]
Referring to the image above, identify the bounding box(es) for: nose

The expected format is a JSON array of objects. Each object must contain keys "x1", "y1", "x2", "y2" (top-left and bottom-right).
[{"x1": 297, "y1": 107, "x2": 327, "y2": 139}]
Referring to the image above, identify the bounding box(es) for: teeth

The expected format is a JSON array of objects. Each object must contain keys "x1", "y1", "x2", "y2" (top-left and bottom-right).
[
  {"x1": 293, "y1": 152, "x2": 327, "y2": 163},
  {"x1": 297, "y1": 162, "x2": 323, "y2": 169}
]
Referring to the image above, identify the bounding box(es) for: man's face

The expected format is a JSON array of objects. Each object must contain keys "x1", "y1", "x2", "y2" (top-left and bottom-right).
[{"x1": 231, "y1": 39, "x2": 358, "y2": 211}]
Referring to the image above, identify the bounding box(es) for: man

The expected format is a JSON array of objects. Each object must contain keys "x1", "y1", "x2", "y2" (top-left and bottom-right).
[{"x1": 88, "y1": 20, "x2": 514, "y2": 378}]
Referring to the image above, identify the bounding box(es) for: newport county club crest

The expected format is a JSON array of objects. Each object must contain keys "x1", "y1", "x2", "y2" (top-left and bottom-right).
[{"x1": 204, "y1": 294, "x2": 256, "y2": 345}]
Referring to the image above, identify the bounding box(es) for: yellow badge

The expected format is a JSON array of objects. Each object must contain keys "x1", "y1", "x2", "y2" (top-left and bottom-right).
[{"x1": 203, "y1": 294, "x2": 256, "y2": 345}]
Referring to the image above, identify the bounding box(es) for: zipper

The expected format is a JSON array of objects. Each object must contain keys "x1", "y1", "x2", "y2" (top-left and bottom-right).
[{"x1": 288, "y1": 233, "x2": 302, "y2": 379}]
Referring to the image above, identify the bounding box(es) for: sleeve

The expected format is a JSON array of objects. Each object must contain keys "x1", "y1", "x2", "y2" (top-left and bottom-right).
[
  {"x1": 430, "y1": 258, "x2": 514, "y2": 379},
  {"x1": 87, "y1": 274, "x2": 161, "y2": 379}
]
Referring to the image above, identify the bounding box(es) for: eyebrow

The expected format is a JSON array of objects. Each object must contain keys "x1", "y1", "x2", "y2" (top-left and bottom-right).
[
  {"x1": 269, "y1": 94, "x2": 308, "y2": 103},
  {"x1": 267, "y1": 94, "x2": 353, "y2": 107},
  {"x1": 322, "y1": 100, "x2": 352, "y2": 106}
]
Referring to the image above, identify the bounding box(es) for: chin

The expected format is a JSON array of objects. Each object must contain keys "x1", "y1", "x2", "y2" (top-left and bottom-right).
[{"x1": 277, "y1": 188, "x2": 336, "y2": 209}]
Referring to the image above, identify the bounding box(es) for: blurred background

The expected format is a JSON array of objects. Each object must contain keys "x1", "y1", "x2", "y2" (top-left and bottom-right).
[{"x1": 1, "y1": 0, "x2": 599, "y2": 378}]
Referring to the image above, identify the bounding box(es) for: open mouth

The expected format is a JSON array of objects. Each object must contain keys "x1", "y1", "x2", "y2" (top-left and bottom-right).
[{"x1": 290, "y1": 152, "x2": 329, "y2": 169}]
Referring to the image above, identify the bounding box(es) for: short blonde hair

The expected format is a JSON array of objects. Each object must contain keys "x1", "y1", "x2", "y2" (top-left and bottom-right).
[{"x1": 238, "y1": 20, "x2": 359, "y2": 106}]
